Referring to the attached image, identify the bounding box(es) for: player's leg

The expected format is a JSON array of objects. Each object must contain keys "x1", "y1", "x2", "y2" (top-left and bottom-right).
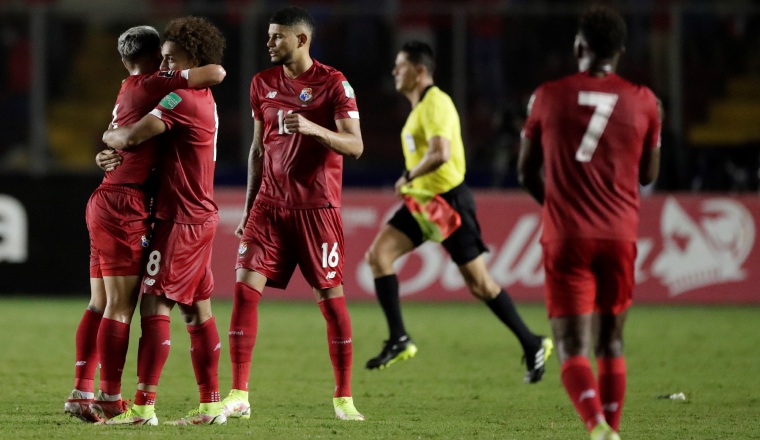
[
  {"x1": 544, "y1": 239, "x2": 611, "y2": 437},
  {"x1": 90, "y1": 275, "x2": 140, "y2": 419},
  {"x1": 314, "y1": 285, "x2": 364, "y2": 421},
  {"x1": 457, "y1": 255, "x2": 550, "y2": 383},
  {"x1": 364, "y1": 208, "x2": 419, "y2": 369},
  {"x1": 167, "y1": 297, "x2": 226, "y2": 425},
  {"x1": 65, "y1": 275, "x2": 106, "y2": 422},
  {"x1": 593, "y1": 240, "x2": 635, "y2": 433},
  {"x1": 225, "y1": 202, "x2": 289, "y2": 418}
]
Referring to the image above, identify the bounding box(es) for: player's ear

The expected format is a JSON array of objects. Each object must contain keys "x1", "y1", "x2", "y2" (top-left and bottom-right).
[{"x1": 297, "y1": 32, "x2": 308, "y2": 48}]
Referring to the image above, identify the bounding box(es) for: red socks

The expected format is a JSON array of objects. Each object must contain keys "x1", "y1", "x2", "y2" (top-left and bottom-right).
[
  {"x1": 97, "y1": 318, "x2": 131, "y2": 396},
  {"x1": 561, "y1": 355, "x2": 604, "y2": 431},
  {"x1": 137, "y1": 315, "x2": 171, "y2": 387},
  {"x1": 597, "y1": 356, "x2": 626, "y2": 431},
  {"x1": 74, "y1": 309, "x2": 102, "y2": 392},
  {"x1": 188, "y1": 317, "x2": 221, "y2": 403},
  {"x1": 318, "y1": 296, "x2": 353, "y2": 398},
  {"x1": 228, "y1": 282, "x2": 261, "y2": 391}
]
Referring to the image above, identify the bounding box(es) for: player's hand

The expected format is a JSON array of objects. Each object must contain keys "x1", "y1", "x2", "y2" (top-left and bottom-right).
[
  {"x1": 235, "y1": 214, "x2": 248, "y2": 238},
  {"x1": 282, "y1": 113, "x2": 316, "y2": 136},
  {"x1": 394, "y1": 175, "x2": 410, "y2": 197},
  {"x1": 95, "y1": 148, "x2": 122, "y2": 172}
]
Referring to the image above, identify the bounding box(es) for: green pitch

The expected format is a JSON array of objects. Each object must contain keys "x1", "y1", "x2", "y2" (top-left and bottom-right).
[{"x1": 0, "y1": 297, "x2": 758, "y2": 439}]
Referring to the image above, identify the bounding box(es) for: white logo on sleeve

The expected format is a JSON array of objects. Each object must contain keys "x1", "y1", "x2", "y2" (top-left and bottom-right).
[
  {"x1": 326, "y1": 271, "x2": 337, "y2": 280},
  {"x1": 266, "y1": 91, "x2": 277, "y2": 99}
]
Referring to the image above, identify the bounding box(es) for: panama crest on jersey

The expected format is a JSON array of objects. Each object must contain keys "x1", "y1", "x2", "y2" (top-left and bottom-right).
[
  {"x1": 238, "y1": 242, "x2": 248, "y2": 255},
  {"x1": 140, "y1": 235, "x2": 150, "y2": 248},
  {"x1": 299, "y1": 87, "x2": 313, "y2": 103}
]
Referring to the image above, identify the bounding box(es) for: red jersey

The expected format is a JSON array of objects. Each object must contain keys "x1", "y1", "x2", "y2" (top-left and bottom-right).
[
  {"x1": 522, "y1": 71, "x2": 661, "y2": 242},
  {"x1": 104, "y1": 70, "x2": 189, "y2": 186},
  {"x1": 250, "y1": 60, "x2": 360, "y2": 209},
  {"x1": 149, "y1": 88, "x2": 219, "y2": 224}
]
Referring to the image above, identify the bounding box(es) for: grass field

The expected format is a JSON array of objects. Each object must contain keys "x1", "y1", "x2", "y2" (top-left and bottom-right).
[{"x1": 0, "y1": 297, "x2": 758, "y2": 439}]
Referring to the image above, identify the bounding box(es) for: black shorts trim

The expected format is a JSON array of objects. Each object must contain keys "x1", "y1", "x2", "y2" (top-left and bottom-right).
[{"x1": 388, "y1": 182, "x2": 488, "y2": 265}]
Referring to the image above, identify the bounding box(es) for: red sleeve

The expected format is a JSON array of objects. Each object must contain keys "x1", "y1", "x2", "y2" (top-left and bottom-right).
[
  {"x1": 141, "y1": 70, "x2": 189, "y2": 99},
  {"x1": 329, "y1": 72, "x2": 359, "y2": 120},
  {"x1": 250, "y1": 75, "x2": 262, "y2": 121},
  {"x1": 521, "y1": 86, "x2": 544, "y2": 140}
]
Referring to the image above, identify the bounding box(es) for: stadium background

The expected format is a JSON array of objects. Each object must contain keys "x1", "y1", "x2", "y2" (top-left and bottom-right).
[{"x1": 0, "y1": 0, "x2": 758, "y2": 304}]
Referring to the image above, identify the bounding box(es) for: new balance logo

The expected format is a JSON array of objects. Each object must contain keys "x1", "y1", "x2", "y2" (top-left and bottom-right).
[
  {"x1": 75, "y1": 361, "x2": 87, "y2": 366},
  {"x1": 144, "y1": 278, "x2": 156, "y2": 286},
  {"x1": 214, "y1": 342, "x2": 222, "y2": 351},
  {"x1": 266, "y1": 91, "x2": 277, "y2": 98},
  {"x1": 326, "y1": 271, "x2": 337, "y2": 280},
  {"x1": 578, "y1": 389, "x2": 597, "y2": 402},
  {"x1": 331, "y1": 338, "x2": 352, "y2": 345},
  {"x1": 162, "y1": 340, "x2": 171, "y2": 346}
]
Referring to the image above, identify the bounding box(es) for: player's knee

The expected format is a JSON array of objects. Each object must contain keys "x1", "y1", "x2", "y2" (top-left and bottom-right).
[{"x1": 364, "y1": 246, "x2": 388, "y2": 275}]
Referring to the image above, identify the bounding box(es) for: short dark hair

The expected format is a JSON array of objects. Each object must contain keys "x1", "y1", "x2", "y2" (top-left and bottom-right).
[
  {"x1": 579, "y1": 6, "x2": 627, "y2": 59},
  {"x1": 401, "y1": 40, "x2": 435, "y2": 76},
  {"x1": 118, "y1": 26, "x2": 160, "y2": 61},
  {"x1": 163, "y1": 16, "x2": 226, "y2": 65},
  {"x1": 269, "y1": 6, "x2": 316, "y2": 38}
]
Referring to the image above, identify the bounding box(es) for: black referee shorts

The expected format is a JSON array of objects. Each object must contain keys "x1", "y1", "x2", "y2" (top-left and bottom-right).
[{"x1": 388, "y1": 182, "x2": 488, "y2": 266}]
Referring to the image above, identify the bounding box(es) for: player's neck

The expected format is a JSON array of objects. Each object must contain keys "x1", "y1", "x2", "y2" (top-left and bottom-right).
[
  {"x1": 579, "y1": 58, "x2": 616, "y2": 77},
  {"x1": 407, "y1": 80, "x2": 435, "y2": 107},
  {"x1": 283, "y1": 56, "x2": 314, "y2": 79}
]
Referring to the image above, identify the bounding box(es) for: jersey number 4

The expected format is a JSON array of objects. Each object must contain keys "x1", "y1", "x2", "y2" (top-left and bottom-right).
[{"x1": 576, "y1": 92, "x2": 618, "y2": 162}]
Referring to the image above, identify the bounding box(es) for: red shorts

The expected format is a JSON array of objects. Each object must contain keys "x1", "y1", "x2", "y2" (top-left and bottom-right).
[
  {"x1": 236, "y1": 202, "x2": 344, "y2": 290},
  {"x1": 86, "y1": 184, "x2": 151, "y2": 277},
  {"x1": 542, "y1": 238, "x2": 636, "y2": 318},
  {"x1": 141, "y1": 216, "x2": 218, "y2": 305}
]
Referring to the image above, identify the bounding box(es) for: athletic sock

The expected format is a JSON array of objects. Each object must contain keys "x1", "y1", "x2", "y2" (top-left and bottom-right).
[
  {"x1": 485, "y1": 289, "x2": 540, "y2": 352},
  {"x1": 229, "y1": 282, "x2": 261, "y2": 392},
  {"x1": 137, "y1": 315, "x2": 171, "y2": 388},
  {"x1": 374, "y1": 274, "x2": 407, "y2": 340},
  {"x1": 318, "y1": 296, "x2": 353, "y2": 398},
  {"x1": 74, "y1": 308, "x2": 103, "y2": 393},
  {"x1": 597, "y1": 356, "x2": 626, "y2": 431},
  {"x1": 97, "y1": 318, "x2": 130, "y2": 396},
  {"x1": 188, "y1": 317, "x2": 222, "y2": 404},
  {"x1": 134, "y1": 390, "x2": 156, "y2": 407},
  {"x1": 561, "y1": 355, "x2": 605, "y2": 432}
]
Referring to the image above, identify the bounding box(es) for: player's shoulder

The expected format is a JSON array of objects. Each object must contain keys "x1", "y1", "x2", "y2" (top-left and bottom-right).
[{"x1": 253, "y1": 65, "x2": 282, "y2": 82}]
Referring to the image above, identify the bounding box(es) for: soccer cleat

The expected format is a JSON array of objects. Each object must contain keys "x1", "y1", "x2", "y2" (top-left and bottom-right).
[
  {"x1": 333, "y1": 397, "x2": 365, "y2": 421},
  {"x1": 590, "y1": 421, "x2": 622, "y2": 440},
  {"x1": 90, "y1": 391, "x2": 130, "y2": 420},
  {"x1": 524, "y1": 336, "x2": 554, "y2": 384},
  {"x1": 164, "y1": 403, "x2": 227, "y2": 425},
  {"x1": 64, "y1": 389, "x2": 102, "y2": 423},
  {"x1": 221, "y1": 389, "x2": 251, "y2": 419},
  {"x1": 365, "y1": 336, "x2": 418, "y2": 370},
  {"x1": 97, "y1": 405, "x2": 158, "y2": 426}
]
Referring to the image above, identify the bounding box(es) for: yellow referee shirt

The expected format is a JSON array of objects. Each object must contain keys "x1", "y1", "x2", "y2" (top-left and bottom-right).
[{"x1": 401, "y1": 86, "x2": 466, "y2": 195}]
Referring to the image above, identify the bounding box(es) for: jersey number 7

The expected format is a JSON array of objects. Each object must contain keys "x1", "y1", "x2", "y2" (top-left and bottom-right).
[{"x1": 576, "y1": 92, "x2": 618, "y2": 162}]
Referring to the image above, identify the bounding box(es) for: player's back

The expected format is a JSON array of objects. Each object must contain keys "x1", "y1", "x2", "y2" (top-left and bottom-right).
[
  {"x1": 105, "y1": 71, "x2": 189, "y2": 187},
  {"x1": 530, "y1": 71, "x2": 660, "y2": 242},
  {"x1": 152, "y1": 87, "x2": 219, "y2": 224}
]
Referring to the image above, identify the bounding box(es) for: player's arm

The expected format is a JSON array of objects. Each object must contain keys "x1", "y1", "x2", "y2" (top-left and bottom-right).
[
  {"x1": 186, "y1": 64, "x2": 226, "y2": 88},
  {"x1": 236, "y1": 120, "x2": 265, "y2": 238},
  {"x1": 395, "y1": 136, "x2": 450, "y2": 194},
  {"x1": 517, "y1": 134, "x2": 545, "y2": 205},
  {"x1": 102, "y1": 113, "x2": 166, "y2": 150},
  {"x1": 640, "y1": 98, "x2": 663, "y2": 186},
  {"x1": 282, "y1": 114, "x2": 363, "y2": 159}
]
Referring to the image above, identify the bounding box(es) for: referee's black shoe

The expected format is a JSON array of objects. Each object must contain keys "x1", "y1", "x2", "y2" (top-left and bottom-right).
[
  {"x1": 523, "y1": 336, "x2": 554, "y2": 384},
  {"x1": 365, "y1": 336, "x2": 418, "y2": 370}
]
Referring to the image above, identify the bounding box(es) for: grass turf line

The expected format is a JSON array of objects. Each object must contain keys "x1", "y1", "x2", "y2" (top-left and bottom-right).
[{"x1": 0, "y1": 297, "x2": 758, "y2": 439}]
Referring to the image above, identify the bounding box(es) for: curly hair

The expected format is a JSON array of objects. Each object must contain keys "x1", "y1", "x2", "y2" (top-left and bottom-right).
[
  {"x1": 163, "y1": 16, "x2": 226, "y2": 66},
  {"x1": 579, "y1": 6, "x2": 627, "y2": 59}
]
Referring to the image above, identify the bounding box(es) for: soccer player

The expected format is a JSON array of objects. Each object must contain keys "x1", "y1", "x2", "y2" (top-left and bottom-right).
[
  {"x1": 98, "y1": 16, "x2": 228, "y2": 426},
  {"x1": 220, "y1": 6, "x2": 365, "y2": 421},
  {"x1": 64, "y1": 25, "x2": 225, "y2": 423},
  {"x1": 364, "y1": 41, "x2": 553, "y2": 384},
  {"x1": 518, "y1": 6, "x2": 661, "y2": 440}
]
